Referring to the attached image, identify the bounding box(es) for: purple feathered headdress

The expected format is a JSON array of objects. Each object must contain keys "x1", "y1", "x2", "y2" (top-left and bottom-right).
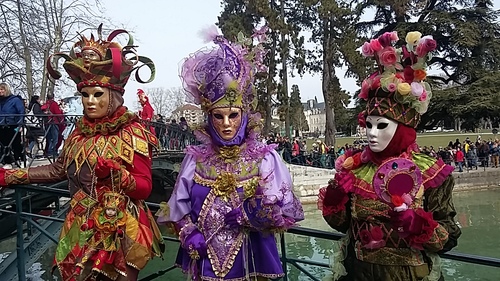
[{"x1": 180, "y1": 25, "x2": 268, "y2": 113}]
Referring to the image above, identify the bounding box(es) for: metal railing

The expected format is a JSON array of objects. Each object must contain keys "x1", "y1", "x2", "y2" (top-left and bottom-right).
[
  {"x1": 0, "y1": 114, "x2": 197, "y2": 168},
  {"x1": 0, "y1": 183, "x2": 500, "y2": 280}
]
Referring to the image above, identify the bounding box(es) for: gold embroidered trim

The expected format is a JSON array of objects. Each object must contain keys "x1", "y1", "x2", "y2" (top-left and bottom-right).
[{"x1": 194, "y1": 173, "x2": 260, "y2": 200}]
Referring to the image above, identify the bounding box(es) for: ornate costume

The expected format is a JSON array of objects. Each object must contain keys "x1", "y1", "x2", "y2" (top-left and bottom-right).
[
  {"x1": 137, "y1": 89, "x2": 155, "y2": 134},
  {"x1": 0, "y1": 25, "x2": 163, "y2": 281},
  {"x1": 156, "y1": 26, "x2": 304, "y2": 280},
  {"x1": 318, "y1": 31, "x2": 461, "y2": 281}
]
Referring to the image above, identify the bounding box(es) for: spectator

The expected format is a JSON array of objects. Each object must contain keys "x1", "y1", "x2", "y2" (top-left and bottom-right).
[
  {"x1": 491, "y1": 142, "x2": 499, "y2": 168},
  {"x1": 0, "y1": 82, "x2": 24, "y2": 168},
  {"x1": 456, "y1": 148, "x2": 464, "y2": 172},
  {"x1": 42, "y1": 93, "x2": 64, "y2": 157},
  {"x1": 26, "y1": 95, "x2": 45, "y2": 158}
]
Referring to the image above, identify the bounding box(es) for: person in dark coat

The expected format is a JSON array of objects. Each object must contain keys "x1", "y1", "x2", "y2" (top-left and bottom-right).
[{"x1": 0, "y1": 82, "x2": 25, "y2": 168}]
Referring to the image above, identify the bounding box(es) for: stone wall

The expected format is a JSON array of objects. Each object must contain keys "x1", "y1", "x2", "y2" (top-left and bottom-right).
[
  {"x1": 288, "y1": 164, "x2": 500, "y2": 204},
  {"x1": 453, "y1": 169, "x2": 500, "y2": 191}
]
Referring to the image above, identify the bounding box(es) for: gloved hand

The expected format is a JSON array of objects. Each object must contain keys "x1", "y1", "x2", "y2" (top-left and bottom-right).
[
  {"x1": 94, "y1": 157, "x2": 121, "y2": 179},
  {"x1": 224, "y1": 208, "x2": 245, "y2": 228},
  {"x1": 182, "y1": 228, "x2": 208, "y2": 259},
  {"x1": 0, "y1": 168, "x2": 7, "y2": 187},
  {"x1": 390, "y1": 208, "x2": 426, "y2": 238}
]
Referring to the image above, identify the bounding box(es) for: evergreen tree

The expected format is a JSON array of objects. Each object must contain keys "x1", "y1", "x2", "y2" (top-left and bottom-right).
[{"x1": 289, "y1": 84, "x2": 309, "y2": 136}]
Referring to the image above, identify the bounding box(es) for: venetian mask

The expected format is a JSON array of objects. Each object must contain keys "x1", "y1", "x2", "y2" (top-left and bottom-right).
[
  {"x1": 81, "y1": 49, "x2": 101, "y2": 68},
  {"x1": 210, "y1": 107, "x2": 243, "y2": 141},
  {"x1": 81, "y1": 86, "x2": 110, "y2": 119},
  {"x1": 366, "y1": 115, "x2": 398, "y2": 152}
]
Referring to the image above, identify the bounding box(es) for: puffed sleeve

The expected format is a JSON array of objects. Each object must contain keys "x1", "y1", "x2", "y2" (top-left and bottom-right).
[
  {"x1": 242, "y1": 149, "x2": 304, "y2": 231},
  {"x1": 416, "y1": 175, "x2": 461, "y2": 252},
  {"x1": 165, "y1": 153, "x2": 196, "y2": 223}
]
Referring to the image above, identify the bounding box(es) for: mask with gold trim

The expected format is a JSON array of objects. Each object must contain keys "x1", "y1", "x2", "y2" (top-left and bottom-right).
[{"x1": 180, "y1": 26, "x2": 268, "y2": 146}]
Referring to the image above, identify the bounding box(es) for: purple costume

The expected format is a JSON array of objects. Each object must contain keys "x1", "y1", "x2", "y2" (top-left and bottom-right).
[{"x1": 159, "y1": 26, "x2": 304, "y2": 280}]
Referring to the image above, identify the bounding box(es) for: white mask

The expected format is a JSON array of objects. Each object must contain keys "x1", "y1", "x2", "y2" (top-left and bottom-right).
[{"x1": 366, "y1": 115, "x2": 398, "y2": 152}]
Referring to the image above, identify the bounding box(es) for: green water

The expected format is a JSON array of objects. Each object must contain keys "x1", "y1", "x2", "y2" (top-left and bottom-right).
[{"x1": 5, "y1": 189, "x2": 500, "y2": 280}]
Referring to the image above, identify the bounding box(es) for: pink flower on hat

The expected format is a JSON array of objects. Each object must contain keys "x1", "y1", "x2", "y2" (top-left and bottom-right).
[
  {"x1": 359, "y1": 79, "x2": 370, "y2": 100},
  {"x1": 419, "y1": 91, "x2": 428, "y2": 101},
  {"x1": 387, "y1": 82, "x2": 397, "y2": 92},
  {"x1": 416, "y1": 36, "x2": 437, "y2": 57},
  {"x1": 370, "y1": 39, "x2": 382, "y2": 52},
  {"x1": 390, "y1": 31, "x2": 399, "y2": 42},
  {"x1": 361, "y1": 42, "x2": 374, "y2": 57},
  {"x1": 378, "y1": 32, "x2": 394, "y2": 48},
  {"x1": 378, "y1": 47, "x2": 397, "y2": 67}
]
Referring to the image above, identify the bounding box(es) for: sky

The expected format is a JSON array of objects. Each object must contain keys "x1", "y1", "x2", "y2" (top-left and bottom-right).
[
  {"x1": 101, "y1": 0, "x2": 500, "y2": 110},
  {"x1": 101, "y1": 0, "x2": 355, "y2": 109}
]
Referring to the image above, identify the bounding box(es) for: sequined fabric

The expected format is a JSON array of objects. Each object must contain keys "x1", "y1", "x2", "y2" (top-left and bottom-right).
[{"x1": 167, "y1": 140, "x2": 304, "y2": 280}]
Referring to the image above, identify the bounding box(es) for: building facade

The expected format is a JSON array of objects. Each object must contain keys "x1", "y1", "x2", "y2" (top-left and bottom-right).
[
  {"x1": 171, "y1": 104, "x2": 204, "y2": 124},
  {"x1": 303, "y1": 98, "x2": 326, "y2": 136}
]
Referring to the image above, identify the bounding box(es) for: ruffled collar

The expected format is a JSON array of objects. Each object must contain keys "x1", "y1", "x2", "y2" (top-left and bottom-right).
[{"x1": 75, "y1": 106, "x2": 138, "y2": 137}]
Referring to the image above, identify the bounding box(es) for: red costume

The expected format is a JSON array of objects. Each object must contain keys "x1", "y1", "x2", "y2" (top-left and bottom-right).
[
  {"x1": 0, "y1": 25, "x2": 164, "y2": 281},
  {"x1": 137, "y1": 89, "x2": 156, "y2": 134}
]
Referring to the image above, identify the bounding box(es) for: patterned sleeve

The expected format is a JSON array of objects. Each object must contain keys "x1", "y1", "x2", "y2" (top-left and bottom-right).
[
  {"x1": 261, "y1": 150, "x2": 304, "y2": 221},
  {"x1": 2, "y1": 154, "x2": 67, "y2": 185},
  {"x1": 241, "y1": 150, "x2": 304, "y2": 231}
]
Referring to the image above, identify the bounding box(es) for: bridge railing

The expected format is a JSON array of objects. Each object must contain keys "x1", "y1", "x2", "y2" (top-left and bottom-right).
[
  {"x1": 0, "y1": 114, "x2": 197, "y2": 168},
  {"x1": 0, "y1": 183, "x2": 499, "y2": 280}
]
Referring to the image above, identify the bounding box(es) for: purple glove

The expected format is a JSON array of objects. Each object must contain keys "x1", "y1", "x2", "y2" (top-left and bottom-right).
[
  {"x1": 390, "y1": 209, "x2": 426, "y2": 238},
  {"x1": 181, "y1": 227, "x2": 207, "y2": 260},
  {"x1": 177, "y1": 217, "x2": 207, "y2": 260},
  {"x1": 243, "y1": 197, "x2": 287, "y2": 230},
  {"x1": 224, "y1": 208, "x2": 245, "y2": 228}
]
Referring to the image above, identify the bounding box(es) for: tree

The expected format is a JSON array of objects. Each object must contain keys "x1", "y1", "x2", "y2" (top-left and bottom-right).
[
  {"x1": 344, "y1": 0, "x2": 500, "y2": 131},
  {"x1": 136, "y1": 87, "x2": 186, "y2": 118},
  {"x1": 289, "y1": 84, "x2": 309, "y2": 136},
  {"x1": 0, "y1": 0, "x2": 114, "y2": 99},
  {"x1": 299, "y1": 0, "x2": 358, "y2": 146},
  {"x1": 218, "y1": 0, "x2": 309, "y2": 137}
]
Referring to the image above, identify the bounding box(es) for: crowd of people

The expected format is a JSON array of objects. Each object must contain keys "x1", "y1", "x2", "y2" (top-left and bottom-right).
[
  {"x1": 149, "y1": 115, "x2": 193, "y2": 150},
  {"x1": 264, "y1": 132, "x2": 500, "y2": 175},
  {"x1": 0, "y1": 83, "x2": 70, "y2": 169},
  {"x1": 420, "y1": 136, "x2": 500, "y2": 172}
]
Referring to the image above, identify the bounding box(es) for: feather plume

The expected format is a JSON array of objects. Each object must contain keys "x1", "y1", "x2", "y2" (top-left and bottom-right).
[{"x1": 198, "y1": 25, "x2": 220, "y2": 44}]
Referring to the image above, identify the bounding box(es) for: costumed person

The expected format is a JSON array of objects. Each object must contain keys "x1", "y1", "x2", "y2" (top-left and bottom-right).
[
  {"x1": 317, "y1": 31, "x2": 461, "y2": 281},
  {"x1": 137, "y1": 89, "x2": 155, "y2": 134},
  {"x1": 0, "y1": 24, "x2": 163, "y2": 281},
  {"x1": 156, "y1": 26, "x2": 304, "y2": 281}
]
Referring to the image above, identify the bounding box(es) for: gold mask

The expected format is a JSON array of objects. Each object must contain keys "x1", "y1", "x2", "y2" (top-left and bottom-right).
[
  {"x1": 81, "y1": 86, "x2": 110, "y2": 119},
  {"x1": 210, "y1": 107, "x2": 242, "y2": 141}
]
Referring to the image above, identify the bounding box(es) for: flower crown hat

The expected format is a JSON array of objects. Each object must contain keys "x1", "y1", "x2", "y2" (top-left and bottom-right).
[
  {"x1": 359, "y1": 31, "x2": 437, "y2": 128},
  {"x1": 180, "y1": 25, "x2": 268, "y2": 113},
  {"x1": 46, "y1": 24, "x2": 155, "y2": 94}
]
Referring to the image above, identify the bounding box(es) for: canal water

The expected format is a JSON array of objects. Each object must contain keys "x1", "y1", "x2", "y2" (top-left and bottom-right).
[{"x1": 1, "y1": 189, "x2": 499, "y2": 280}]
